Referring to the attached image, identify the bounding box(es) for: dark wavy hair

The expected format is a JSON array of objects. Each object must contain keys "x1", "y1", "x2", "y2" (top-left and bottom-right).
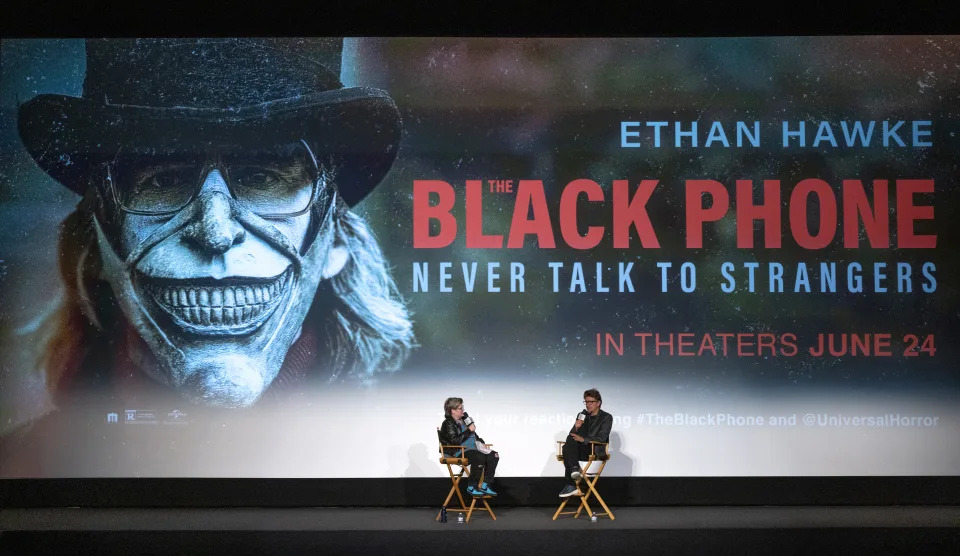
[
  {"x1": 40, "y1": 189, "x2": 416, "y2": 400},
  {"x1": 584, "y1": 388, "x2": 602, "y2": 407}
]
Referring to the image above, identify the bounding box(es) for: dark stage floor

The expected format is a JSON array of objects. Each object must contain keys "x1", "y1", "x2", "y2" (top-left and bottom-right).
[{"x1": 2, "y1": 506, "x2": 959, "y2": 555}]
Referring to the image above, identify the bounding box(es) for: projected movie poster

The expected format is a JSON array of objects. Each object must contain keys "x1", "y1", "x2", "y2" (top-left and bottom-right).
[{"x1": 0, "y1": 37, "x2": 957, "y2": 478}]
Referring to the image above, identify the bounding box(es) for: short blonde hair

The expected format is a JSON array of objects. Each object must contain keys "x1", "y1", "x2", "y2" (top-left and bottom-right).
[{"x1": 444, "y1": 397, "x2": 463, "y2": 417}]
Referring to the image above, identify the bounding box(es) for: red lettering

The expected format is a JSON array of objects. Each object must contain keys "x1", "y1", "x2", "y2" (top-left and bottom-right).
[
  {"x1": 612, "y1": 180, "x2": 660, "y2": 248},
  {"x1": 780, "y1": 333, "x2": 798, "y2": 356},
  {"x1": 698, "y1": 334, "x2": 717, "y2": 356},
  {"x1": 559, "y1": 179, "x2": 604, "y2": 249},
  {"x1": 736, "y1": 179, "x2": 781, "y2": 248},
  {"x1": 790, "y1": 179, "x2": 837, "y2": 249},
  {"x1": 716, "y1": 333, "x2": 734, "y2": 355},
  {"x1": 685, "y1": 180, "x2": 729, "y2": 248},
  {"x1": 413, "y1": 180, "x2": 456, "y2": 248},
  {"x1": 874, "y1": 334, "x2": 893, "y2": 356},
  {"x1": 465, "y1": 180, "x2": 503, "y2": 248},
  {"x1": 843, "y1": 179, "x2": 889, "y2": 248},
  {"x1": 507, "y1": 180, "x2": 555, "y2": 248},
  {"x1": 634, "y1": 332, "x2": 652, "y2": 355},
  {"x1": 737, "y1": 334, "x2": 756, "y2": 356},
  {"x1": 896, "y1": 179, "x2": 936, "y2": 248},
  {"x1": 756, "y1": 333, "x2": 776, "y2": 356}
]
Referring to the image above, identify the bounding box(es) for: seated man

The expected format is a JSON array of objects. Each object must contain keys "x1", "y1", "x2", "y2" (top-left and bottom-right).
[
  {"x1": 559, "y1": 388, "x2": 612, "y2": 497},
  {"x1": 440, "y1": 397, "x2": 499, "y2": 497}
]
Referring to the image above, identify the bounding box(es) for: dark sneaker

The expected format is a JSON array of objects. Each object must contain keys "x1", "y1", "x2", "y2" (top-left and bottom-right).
[
  {"x1": 570, "y1": 467, "x2": 582, "y2": 482},
  {"x1": 480, "y1": 482, "x2": 497, "y2": 496},
  {"x1": 559, "y1": 484, "x2": 580, "y2": 498},
  {"x1": 467, "y1": 485, "x2": 483, "y2": 497}
]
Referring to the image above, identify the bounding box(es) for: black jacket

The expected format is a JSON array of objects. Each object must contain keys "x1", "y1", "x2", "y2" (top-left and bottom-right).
[
  {"x1": 439, "y1": 416, "x2": 484, "y2": 456},
  {"x1": 569, "y1": 408, "x2": 613, "y2": 454}
]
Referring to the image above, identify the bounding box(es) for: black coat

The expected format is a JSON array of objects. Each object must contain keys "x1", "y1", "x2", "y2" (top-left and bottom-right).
[
  {"x1": 439, "y1": 416, "x2": 484, "y2": 456},
  {"x1": 569, "y1": 408, "x2": 613, "y2": 455}
]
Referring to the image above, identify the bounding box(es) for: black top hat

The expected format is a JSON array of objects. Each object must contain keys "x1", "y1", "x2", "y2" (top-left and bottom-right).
[{"x1": 18, "y1": 38, "x2": 401, "y2": 207}]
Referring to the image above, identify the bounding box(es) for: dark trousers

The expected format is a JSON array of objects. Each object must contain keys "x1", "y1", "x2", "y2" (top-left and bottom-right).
[
  {"x1": 562, "y1": 435, "x2": 592, "y2": 486},
  {"x1": 465, "y1": 449, "x2": 499, "y2": 487}
]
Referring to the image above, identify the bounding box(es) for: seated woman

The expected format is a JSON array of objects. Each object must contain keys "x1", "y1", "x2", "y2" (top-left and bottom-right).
[{"x1": 439, "y1": 397, "x2": 499, "y2": 496}]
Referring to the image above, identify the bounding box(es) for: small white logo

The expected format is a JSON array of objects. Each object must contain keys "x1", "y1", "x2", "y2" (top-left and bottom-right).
[
  {"x1": 106, "y1": 413, "x2": 118, "y2": 423},
  {"x1": 163, "y1": 409, "x2": 189, "y2": 425}
]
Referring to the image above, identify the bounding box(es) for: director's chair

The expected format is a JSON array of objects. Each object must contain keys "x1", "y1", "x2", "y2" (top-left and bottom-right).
[
  {"x1": 436, "y1": 429, "x2": 496, "y2": 523},
  {"x1": 552, "y1": 440, "x2": 615, "y2": 520}
]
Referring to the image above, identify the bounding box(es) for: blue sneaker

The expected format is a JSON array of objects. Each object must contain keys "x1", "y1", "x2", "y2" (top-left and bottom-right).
[
  {"x1": 479, "y1": 482, "x2": 497, "y2": 496},
  {"x1": 467, "y1": 485, "x2": 483, "y2": 497},
  {"x1": 559, "y1": 484, "x2": 580, "y2": 498}
]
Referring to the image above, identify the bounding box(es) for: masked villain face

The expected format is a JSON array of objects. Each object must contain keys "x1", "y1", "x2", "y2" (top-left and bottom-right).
[{"x1": 93, "y1": 141, "x2": 349, "y2": 407}]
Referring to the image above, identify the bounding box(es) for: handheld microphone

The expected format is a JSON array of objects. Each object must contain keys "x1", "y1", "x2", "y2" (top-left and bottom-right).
[
  {"x1": 577, "y1": 411, "x2": 587, "y2": 422},
  {"x1": 462, "y1": 412, "x2": 475, "y2": 427}
]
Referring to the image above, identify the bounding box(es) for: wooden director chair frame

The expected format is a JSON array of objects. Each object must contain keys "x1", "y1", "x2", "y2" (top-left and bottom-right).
[
  {"x1": 552, "y1": 440, "x2": 615, "y2": 521},
  {"x1": 436, "y1": 431, "x2": 496, "y2": 523}
]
